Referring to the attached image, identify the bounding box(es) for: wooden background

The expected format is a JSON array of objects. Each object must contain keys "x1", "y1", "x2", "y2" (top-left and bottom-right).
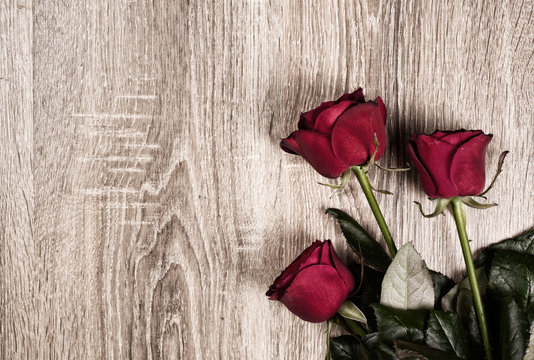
[{"x1": 2, "y1": 0, "x2": 534, "y2": 358}]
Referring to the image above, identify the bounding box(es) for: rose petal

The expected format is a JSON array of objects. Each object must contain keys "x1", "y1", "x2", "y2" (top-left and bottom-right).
[
  {"x1": 339, "y1": 88, "x2": 365, "y2": 102},
  {"x1": 297, "y1": 89, "x2": 365, "y2": 130},
  {"x1": 413, "y1": 135, "x2": 459, "y2": 198},
  {"x1": 328, "y1": 242, "x2": 355, "y2": 291},
  {"x1": 283, "y1": 130, "x2": 348, "y2": 178},
  {"x1": 298, "y1": 101, "x2": 335, "y2": 130},
  {"x1": 450, "y1": 133, "x2": 493, "y2": 196},
  {"x1": 313, "y1": 100, "x2": 355, "y2": 134},
  {"x1": 376, "y1": 96, "x2": 387, "y2": 124},
  {"x1": 331, "y1": 102, "x2": 385, "y2": 166},
  {"x1": 266, "y1": 241, "x2": 322, "y2": 299},
  {"x1": 436, "y1": 130, "x2": 483, "y2": 145},
  {"x1": 279, "y1": 265, "x2": 349, "y2": 322},
  {"x1": 280, "y1": 133, "x2": 300, "y2": 154},
  {"x1": 304, "y1": 243, "x2": 323, "y2": 268},
  {"x1": 319, "y1": 241, "x2": 333, "y2": 266},
  {"x1": 372, "y1": 97, "x2": 387, "y2": 159},
  {"x1": 408, "y1": 140, "x2": 438, "y2": 197}
]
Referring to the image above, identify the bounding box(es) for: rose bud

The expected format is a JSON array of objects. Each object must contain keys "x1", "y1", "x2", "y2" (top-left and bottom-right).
[
  {"x1": 266, "y1": 240, "x2": 355, "y2": 323},
  {"x1": 280, "y1": 88, "x2": 387, "y2": 178},
  {"x1": 408, "y1": 130, "x2": 493, "y2": 198}
]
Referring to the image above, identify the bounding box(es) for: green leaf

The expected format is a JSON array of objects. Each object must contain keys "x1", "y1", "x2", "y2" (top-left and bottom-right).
[
  {"x1": 361, "y1": 333, "x2": 387, "y2": 360},
  {"x1": 476, "y1": 229, "x2": 534, "y2": 268},
  {"x1": 394, "y1": 341, "x2": 463, "y2": 360},
  {"x1": 372, "y1": 304, "x2": 428, "y2": 345},
  {"x1": 497, "y1": 296, "x2": 530, "y2": 360},
  {"x1": 337, "y1": 300, "x2": 367, "y2": 325},
  {"x1": 330, "y1": 336, "x2": 366, "y2": 360},
  {"x1": 488, "y1": 250, "x2": 534, "y2": 310},
  {"x1": 440, "y1": 269, "x2": 488, "y2": 360},
  {"x1": 488, "y1": 229, "x2": 534, "y2": 256},
  {"x1": 429, "y1": 270, "x2": 454, "y2": 309},
  {"x1": 425, "y1": 310, "x2": 473, "y2": 359},
  {"x1": 524, "y1": 324, "x2": 534, "y2": 360},
  {"x1": 362, "y1": 332, "x2": 379, "y2": 351},
  {"x1": 326, "y1": 208, "x2": 391, "y2": 272},
  {"x1": 348, "y1": 264, "x2": 384, "y2": 331},
  {"x1": 380, "y1": 243, "x2": 435, "y2": 310},
  {"x1": 441, "y1": 268, "x2": 488, "y2": 313}
]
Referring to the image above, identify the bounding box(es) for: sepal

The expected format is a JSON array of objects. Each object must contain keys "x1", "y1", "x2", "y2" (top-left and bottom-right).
[
  {"x1": 414, "y1": 198, "x2": 451, "y2": 218},
  {"x1": 370, "y1": 183, "x2": 394, "y2": 195},
  {"x1": 478, "y1": 150, "x2": 509, "y2": 197},
  {"x1": 318, "y1": 169, "x2": 351, "y2": 191},
  {"x1": 375, "y1": 162, "x2": 411, "y2": 172},
  {"x1": 337, "y1": 300, "x2": 368, "y2": 325},
  {"x1": 361, "y1": 133, "x2": 380, "y2": 172},
  {"x1": 460, "y1": 196, "x2": 497, "y2": 210}
]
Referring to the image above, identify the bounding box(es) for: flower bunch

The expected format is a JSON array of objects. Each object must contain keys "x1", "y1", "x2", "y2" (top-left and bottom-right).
[{"x1": 267, "y1": 89, "x2": 533, "y2": 360}]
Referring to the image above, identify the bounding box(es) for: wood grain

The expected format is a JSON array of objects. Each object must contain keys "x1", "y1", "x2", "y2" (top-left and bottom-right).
[{"x1": 2, "y1": 0, "x2": 534, "y2": 358}]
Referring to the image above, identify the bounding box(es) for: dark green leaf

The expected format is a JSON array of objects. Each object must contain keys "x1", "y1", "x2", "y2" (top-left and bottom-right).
[
  {"x1": 440, "y1": 268, "x2": 487, "y2": 360},
  {"x1": 497, "y1": 296, "x2": 530, "y2": 360},
  {"x1": 348, "y1": 264, "x2": 384, "y2": 331},
  {"x1": 425, "y1": 310, "x2": 472, "y2": 359},
  {"x1": 488, "y1": 250, "x2": 534, "y2": 309},
  {"x1": 377, "y1": 344, "x2": 399, "y2": 359},
  {"x1": 394, "y1": 341, "x2": 463, "y2": 360},
  {"x1": 372, "y1": 304, "x2": 428, "y2": 344},
  {"x1": 464, "y1": 301, "x2": 485, "y2": 360},
  {"x1": 429, "y1": 270, "x2": 454, "y2": 309},
  {"x1": 441, "y1": 268, "x2": 487, "y2": 314},
  {"x1": 362, "y1": 332, "x2": 379, "y2": 352},
  {"x1": 362, "y1": 333, "x2": 394, "y2": 360},
  {"x1": 488, "y1": 228, "x2": 534, "y2": 256},
  {"x1": 327, "y1": 208, "x2": 392, "y2": 272},
  {"x1": 476, "y1": 228, "x2": 534, "y2": 267},
  {"x1": 330, "y1": 335, "x2": 366, "y2": 360}
]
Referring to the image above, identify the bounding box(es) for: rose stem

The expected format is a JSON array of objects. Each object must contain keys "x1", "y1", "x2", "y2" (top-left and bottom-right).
[
  {"x1": 351, "y1": 166, "x2": 397, "y2": 257},
  {"x1": 451, "y1": 198, "x2": 492, "y2": 360}
]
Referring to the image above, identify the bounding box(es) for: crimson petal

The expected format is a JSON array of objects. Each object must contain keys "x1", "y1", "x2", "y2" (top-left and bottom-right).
[
  {"x1": 438, "y1": 130, "x2": 483, "y2": 145},
  {"x1": 408, "y1": 141, "x2": 438, "y2": 197},
  {"x1": 331, "y1": 102, "x2": 385, "y2": 166},
  {"x1": 313, "y1": 100, "x2": 355, "y2": 134},
  {"x1": 279, "y1": 265, "x2": 349, "y2": 323},
  {"x1": 450, "y1": 133, "x2": 493, "y2": 196},
  {"x1": 283, "y1": 130, "x2": 348, "y2": 178},
  {"x1": 413, "y1": 135, "x2": 459, "y2": 198},
  {"x1": 266, "y1": 241, "x2": 322, "y2": 299}
]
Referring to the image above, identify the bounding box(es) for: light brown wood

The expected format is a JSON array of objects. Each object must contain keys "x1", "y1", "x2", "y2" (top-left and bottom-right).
[{"x1": 2, "y1": 0, "x2": 534, "y2": 358}]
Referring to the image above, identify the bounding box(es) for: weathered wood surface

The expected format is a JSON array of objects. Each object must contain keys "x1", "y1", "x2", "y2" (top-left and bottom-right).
[{"x1": 2, "y1": 0, "x2": 534, "y2": 358}]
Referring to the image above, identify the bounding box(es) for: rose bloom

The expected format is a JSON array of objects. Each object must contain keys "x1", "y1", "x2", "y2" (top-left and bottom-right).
[
  {"x1": 266, "y1": 240, "x2": 355, "y2": 323},
  {"x1": 280, "y1": 89, "x2": 387, "y2": 178},
  {"x1": 408, "y1": 130, "x2": 493, "y2": 198}
]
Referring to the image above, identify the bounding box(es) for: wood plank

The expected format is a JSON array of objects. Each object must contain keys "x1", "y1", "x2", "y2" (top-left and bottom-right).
[
  {"x1": 1, "y1": 0, "x2": 533, "y2": 358},
  {"x1": 1, "y1": 0, "x2": 34, "y2": 358}
]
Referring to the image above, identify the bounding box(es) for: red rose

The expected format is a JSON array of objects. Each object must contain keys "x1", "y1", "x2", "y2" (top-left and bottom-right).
[
  {"x1": 408, "y1": 130, "x2": 493, "y2": 198},
  {"x1": 266, "y1": 240, "x2": 355, "y2": 323},
  {"x1": 280, "y1": 89, "x2": 387, "y2": 178}
]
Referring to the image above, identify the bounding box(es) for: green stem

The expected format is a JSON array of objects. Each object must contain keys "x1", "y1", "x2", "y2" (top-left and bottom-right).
[
  {"x1": 343, "y1": 317, "x2": 367, "y2": 338},
  {"x1": 325, "y1": 320, "x2": 333, "y2": 360},
  {"x1": 451, "y1": 198, "x2": 492, "y2": 360},
  {"x1": 352, "y1": 166, "x2": 397, "y2": 257}
]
